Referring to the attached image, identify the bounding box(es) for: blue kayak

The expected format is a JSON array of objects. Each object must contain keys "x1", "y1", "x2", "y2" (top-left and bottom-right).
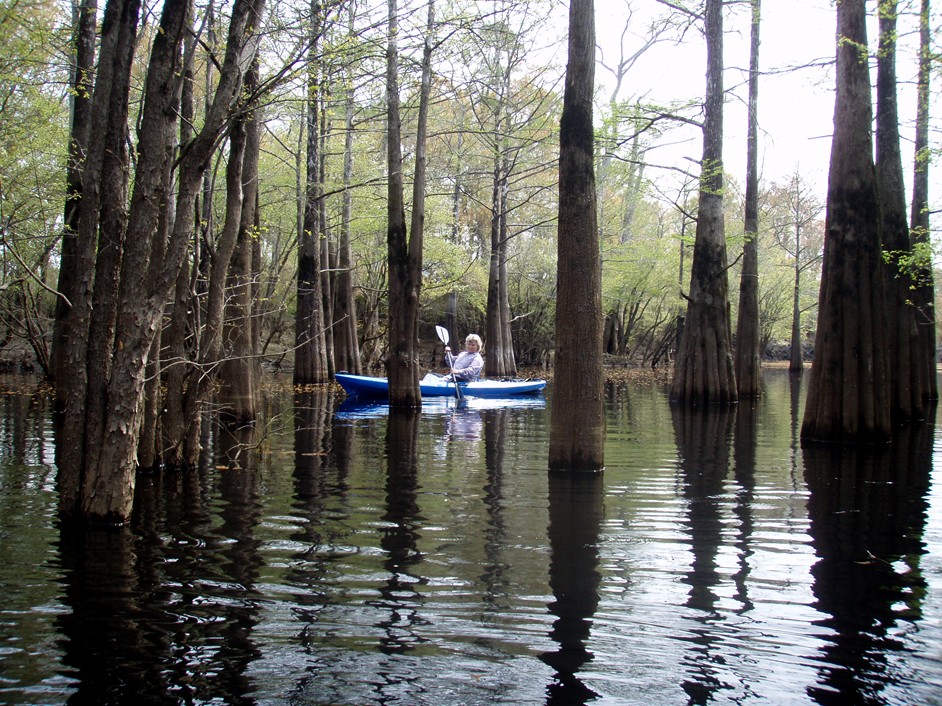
[
  {"x1": 335, "y1": 372, "x2": 547, "y2": 398},
  {"x1": 335, "y1": 394, "x2": 546, "y2": 420}
]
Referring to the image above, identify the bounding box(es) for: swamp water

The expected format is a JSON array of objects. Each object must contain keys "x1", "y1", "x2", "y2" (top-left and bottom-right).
[{"x1": 0, "y1": 370, "x2": 940, "y2": 705}]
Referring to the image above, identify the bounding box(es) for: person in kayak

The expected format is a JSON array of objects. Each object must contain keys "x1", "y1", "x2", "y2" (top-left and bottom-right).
[{"x1": 444, "y1": 333, "x2": 484, "y2": 381}]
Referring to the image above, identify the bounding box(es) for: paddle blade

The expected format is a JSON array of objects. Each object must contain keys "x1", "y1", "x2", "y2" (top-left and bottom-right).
[{"x1": 435, "y1": 325, "x2": 449, "y2": 345}]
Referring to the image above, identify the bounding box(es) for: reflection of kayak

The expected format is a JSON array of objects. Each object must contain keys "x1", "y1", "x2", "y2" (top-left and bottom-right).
[
  {"x1": 335, "y1": 394, "x2": 546, "y2": 419},
  {"x1": 335, "y1": 372, "x2": 547, "y2": 399}
]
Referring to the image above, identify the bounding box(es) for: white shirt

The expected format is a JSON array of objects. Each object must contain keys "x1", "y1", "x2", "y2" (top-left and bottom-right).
[{"x1": 445, "y1": 349, "x2": 484, "y2": 381}]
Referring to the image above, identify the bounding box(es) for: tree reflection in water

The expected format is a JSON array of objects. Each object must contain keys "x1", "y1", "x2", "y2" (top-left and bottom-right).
[
  {"x1": 58, "y1": 421, "x2": 266, "y2": 706},
  {"x1": 803, "y1": 416, "x2": 934, "y2": 704},
  {"x1": 481, "y1": 408, "x2": 510, "y2": 610},
  {"x1": 374, "y1": 409, "x2": 427, "y2": 655},
  {"x1": 541, "y1": 471, "x2": 604, "y2": 704},
  {"x1": 4, "y1": 374, "x2": 939, "y2": 704},
  {"x1": 56, "y1": 528, "x2": 171, "y2": 703},
  {"x1": 672, "y1": 404, "x2": 737, "y2": 703}
]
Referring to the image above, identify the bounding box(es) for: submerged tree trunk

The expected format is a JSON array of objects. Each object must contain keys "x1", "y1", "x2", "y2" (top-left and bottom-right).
[
  {"x1": 548, "y1": 0, "x2": 604, "y2": 472},
  {"x1": 52, "y1": 0, "x2": 98, "y2": 395},
  {"x1": 735, "y1": 0, "x2": 762, "y2": 398},
  {"x1": 294, "y1": 1, "x2": 329, "y2": 386},
  {"x1": 670, "y1": 0, "x2": 736, "y2": 405},
  {"x1": 801, "y1": 0, "x2": 890, "y2": 443},
  {"x1": 220, "y1": 58, "x2": 261, "y2": 423},
  {"x1": 911, "y1": 0, "x2": 936, "y2": 401},
  {"x1": 485, "y1": 159, "x2": 516, "y2": 377},
  {"x1": 332, "y1": 4, "x2": 362, "y2": 376},
  {"x1": 876, "y1": 0, "x2": 926, "y2": 423},
  {"x1": 385, "y1": 0, "x2": 430, "y2": 407},
  {"x1": 57, "y1": 0, "x2": 263, "y2": 523},
  {"x1": 789, "y1": 250, "x2": 803, "y2": 373},
  {"x1": 57, "y1": 0, "x2": 143, "y2": 520},
  {"x1": 484, "y1": 65, "x2": 516, "y2": 378},
  {"x1": 319, "y1": 101, "x2": 335, "y2": 378}
]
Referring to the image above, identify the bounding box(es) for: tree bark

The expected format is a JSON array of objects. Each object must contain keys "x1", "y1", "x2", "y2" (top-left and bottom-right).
[
  {"x1": 670, "y1": 0, "x2": 736, "y2": 405},
  {"x1": 734, "y1": 0, "x2": 762, "y2": 398},
  {"x1": 789, "y1": 248, "x2": 803, "y2": 373},
  {"x1": 548, "y1": 0, "x2": 604, "y2": 472},
  {"x1": 294, "y1": 1, "x2": 329, "y2": 385},
  {"x1": 220, "y1": 58, "x2": 262, "y2": 423},
  {"x1": 801, "y1": 0, "x2": 890, "y2": 444},
  {"x1": 319, "y1": 98, "x2": 336, "y2": 377},
  {"x1": 877, "y1": 0, "x2": 926, "y2": 423},
  {"x1": 160, "y1": 1, "x2": 199, "y2": 466},
  {"x1": 58, "y1": 0, "x2": 264, "y2": 523},
  {"x1": 385, "y1": 0, "x2": 428, "y2": 407},
  {"x1": 484, "y1": 56, "x2": 516, "y2": 378},
  {"x1": 332, "y1": 5, "x2": 362, "y2": 376},
  {"x1": 57, "y1": 0, "x2": 142, "y2": 520},
  {"x1": 52, "y1": 0, "x2": 98, "y2": 395},
  {"x1": 910, "y1": 0, "x2": 936, "y2": 401}
]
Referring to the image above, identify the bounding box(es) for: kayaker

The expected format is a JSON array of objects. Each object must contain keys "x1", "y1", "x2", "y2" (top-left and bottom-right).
[{"x1": 444, "y1": 333, "x2": 484, "y2": 381}]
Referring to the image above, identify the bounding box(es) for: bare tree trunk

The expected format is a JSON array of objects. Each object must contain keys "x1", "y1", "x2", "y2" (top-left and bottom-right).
[
  {"x1": 319, "y1": 97, "x2": 335, "y2": 377},
  {"x1": 548, "y1": 0, "x2": 604, "y2": 472},
  {"x1": 484, "y1": 76, "x2": 516, "y2": 378},
  {"x1": 735, "y1": 0, "x2": 762, "y2": 399},
  {"x1": 734, "y1": 0, "x2": 762, "y2": 398},
  {"x1": 485, "y1": 169, "x2": 510, "y2": 375},
  {"x1": 386, "y1": 0, "x2": 430, "y2": 407},
  {"x1": 58, "y1": 0, "x2": 263, "y2": 523},
  {"x1": 801, "y1": 0, "x2": 890, "y2": 443},
  {"x1": 670, "y1": 0, "x2": 736, "y2": 405},
  {"x1": 911, "y1": 0, "x2": 936, "y2": 401},
  {"x1": 57, "y1": 0, "x2": 142, "y2": 519},
  {"x1": 332, "y1": 5, "x2": 362, "y2": 375},
  {"x1": 789, "y1": 253, "x2": 803, "y2": 372},
  {"x1": 294, "y1": 1, "x2": 329, "y2": 385},
  {"x1": 220, "y1": 58, "x2": 261, "y2": 423},
  {"x1": 138, "y1": 179, "x2": 173, "y2": 470},
  {"x1": 445, "y1": 109, "x2": 463, "y2": 347},
  {"x1": 160, "y1": 2, "x2": 204, "y2": 466},
  {"x1": 877, "y1": 0, "x2": 926, "y2": 423},
  {"x1": 173, "y1": 94, "x2": 250, "y2": 460},
  {"x1": 52, "y1": 0, "x2": 98, "y2": 395}
]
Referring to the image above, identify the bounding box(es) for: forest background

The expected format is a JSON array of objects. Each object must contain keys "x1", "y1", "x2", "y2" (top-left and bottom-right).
[{"x1": 0, "y1": 0, "x2": 938, "y2": 378}]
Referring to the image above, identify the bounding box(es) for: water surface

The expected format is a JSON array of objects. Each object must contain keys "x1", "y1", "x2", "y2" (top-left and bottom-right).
[{"x1": 0, "y1": 371, "x2": 939, "y2": 705}]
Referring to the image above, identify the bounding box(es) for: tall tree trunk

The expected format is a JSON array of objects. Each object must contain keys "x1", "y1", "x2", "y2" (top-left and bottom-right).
[
  {"x1": 332, "y1": 5, "x2": 362, "y2": 376},
  {"x1": 911, "y1": 0, "x2": 936, "y2": 401},
  {"x1": 877, "y1": 0, "x2": 925, "y2": 423},
  {"x1": 548, "y1": 0, "x2": 604, "y2": 472},
  {"x1": 137, "y1": 169, "x2": 174, "y2": 470},
  {"x1": 220, "y1": 58, "x2": 262, "y2": 423},
  {"x1": 789, "y1": 250, "x2": 803, "y2": 372},
  {"x1": 52, "y1": 0, "x2": 98, "y2": 395},
  {"x1": 175, "y1": 96, "x2": 250, "y2": 460},
  {"x1": 484, "y1": 72, "x2": 516, "y2": 377},
  {"x1": 445, "y1": 110, "x2": 463, "y2": 347},
  {"x1": 160, "y1": 2, "x2": 204, "y2": 466},
  {"x1": 385, "y1": 0, "x2": 429, "y2": 407},
  {"x1": 294, "y1": 1, "x2": 329, "y2": 385},
  {"x1": 58, "y1": 0, "x2": 263, "y2": 523},
  {"x1": 670, "y1": 0, "x2": 736, "y2": 404},
  {"x1": 57, "y1": 0, "x2": 142, "y2": 519},
  {"x1": 801, "y1": 0, "x2": 890, "y2": 443},
  {"x1": 735, "y1": 0, "x2": 762, "y2": 398},
  {"x1": 485, "y1": 169, "x2": 511, "y2": 376},
  {"x1": 319, "y1": 97, "x2": 336, "y2": 377}
]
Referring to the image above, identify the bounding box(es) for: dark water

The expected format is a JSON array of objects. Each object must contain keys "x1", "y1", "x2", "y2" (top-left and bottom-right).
[{"x1": 0, "y1": 371, "x2": 940, "y2": 705}]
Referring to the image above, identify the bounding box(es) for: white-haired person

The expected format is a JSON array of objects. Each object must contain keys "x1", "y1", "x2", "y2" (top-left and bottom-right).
[{"x1": 444, "y1": 333, "x2": 484, "y2": 381}]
